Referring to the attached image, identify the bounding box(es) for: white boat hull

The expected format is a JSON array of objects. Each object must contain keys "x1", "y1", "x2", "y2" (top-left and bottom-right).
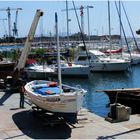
[
  {"x1": 26, "y1": 64, "x2": 55, "y2": 79},
  {"x1": 57, "y1": 64, "x2": 90, "y2": 77},
  {"x1": 90, "y1": 62, "x2": 130, "y2": 71},
  {"x1": 123, "y1": 53, "x2": 140, "y2": 65},
  {"x1": 25, "y1": 80, "x2": 85, "y2": 114},
  {"x1": 74, "y1": 50, "x2": 130, "y2": 72},
  {"x1": 26, "y1": 63, "x2": 90, "y2": 78}
]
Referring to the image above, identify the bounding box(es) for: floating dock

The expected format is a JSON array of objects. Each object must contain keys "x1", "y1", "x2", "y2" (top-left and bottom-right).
[{"x1": 0, "y1": 91, "x2": 140, "y2": 139}]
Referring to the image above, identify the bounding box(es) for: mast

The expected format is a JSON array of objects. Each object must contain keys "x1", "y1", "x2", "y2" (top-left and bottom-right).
[
  {"x1": 55, "y1": 12, "x2": 62, "y2": 94},
  {"x1": 66, "y1": 0, "x2": 69, "y2": 47},
  {"x1": 80, "y1": 5, "x2": 84, "y2": 34},
  {"x1": 87, "y1": 6, "x2": 90, "y2": 42},
  {"x1": 119, "y1": 0, "x2": 122, "y2": 48},
  {"x1": 108, "y1": 0, "x2": 112, "y2": 57}
]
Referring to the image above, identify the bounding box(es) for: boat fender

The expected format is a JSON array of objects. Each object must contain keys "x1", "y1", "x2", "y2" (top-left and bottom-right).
[
  {"x1": 68, "y1": 62, "x2": 72, "y2": 66},
  {"x1": 45, "y1": 90, "x2": 55, "y2": 95},
  {"x1": 48, "y1": 82, "x2": 58, "y2": 87}
]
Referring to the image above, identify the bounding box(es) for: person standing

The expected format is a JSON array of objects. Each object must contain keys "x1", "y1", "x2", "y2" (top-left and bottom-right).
[{"x1": 19, "y1": 68, "x2": 29, "y2": 108}]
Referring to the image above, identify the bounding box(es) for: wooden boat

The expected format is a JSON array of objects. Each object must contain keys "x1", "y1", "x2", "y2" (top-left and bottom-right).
[
  {"x1": 24, "y1": 12, "x2": 86, "y2": 124},
  {"x1": 25, "y1": 80, "x2": 86, "y2": 123},
  {"x1": 97, "y1": 88, "x2": 140, "y2": 114}
]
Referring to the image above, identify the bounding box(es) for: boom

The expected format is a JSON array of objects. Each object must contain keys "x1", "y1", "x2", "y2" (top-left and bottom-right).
[{"x1": 16, "y1": 9, "x2": 43, "y2": 70}]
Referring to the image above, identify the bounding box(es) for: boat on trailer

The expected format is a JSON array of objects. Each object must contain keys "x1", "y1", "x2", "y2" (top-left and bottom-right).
[
  {"x1": 24, "y1": 11, "x2": 86, "y2": 123},
  {"x1": 25, "y1": 80, "x2": 86, "y2": 123}
]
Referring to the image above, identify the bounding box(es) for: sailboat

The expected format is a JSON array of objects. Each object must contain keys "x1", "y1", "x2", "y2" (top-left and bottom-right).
[
  {"x1": 25, "y1": 12, "x2": 86, "y2": 123},
  {"x1": 74, "y1": 1, "x2": 130, "y2": 72}
]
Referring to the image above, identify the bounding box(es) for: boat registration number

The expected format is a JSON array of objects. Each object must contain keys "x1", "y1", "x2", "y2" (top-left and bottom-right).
[{"x1": 46, "y1": 98, "x2": 60, "y2": 102}]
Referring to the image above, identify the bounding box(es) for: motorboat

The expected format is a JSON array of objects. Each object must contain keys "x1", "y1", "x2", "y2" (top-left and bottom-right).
[
  {"x1": 26, "y1": 62, "x2": 90, "y2": 79},
  {"x1": 53, "y1": 62, "x2": 90, "y2": 78},
  {"x1": 25, "y1": 63, "x2": 55, "y2": 79},
  {"x1": 74, "y1": 50, "x2": 130, "y2": 71}
]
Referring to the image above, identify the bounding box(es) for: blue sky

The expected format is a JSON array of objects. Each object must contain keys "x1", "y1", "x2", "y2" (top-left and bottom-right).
[{"x1": 0, "y1": 1, "x2": 140, "y2": 38}]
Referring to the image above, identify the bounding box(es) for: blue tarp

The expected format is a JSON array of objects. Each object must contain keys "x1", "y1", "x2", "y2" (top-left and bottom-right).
[{"x1": 34, "y1": 86, "x2": 61, "y2": 96}]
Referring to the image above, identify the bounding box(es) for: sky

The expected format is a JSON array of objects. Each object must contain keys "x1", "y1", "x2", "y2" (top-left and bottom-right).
[{"x1": 0, "y1": 0, "x2": 140, "y2": 38}]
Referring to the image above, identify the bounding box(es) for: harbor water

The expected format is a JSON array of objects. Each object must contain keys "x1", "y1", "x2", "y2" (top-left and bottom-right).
[{"x1": 62, "y1": 65, "x2": 140, "y2": 118}]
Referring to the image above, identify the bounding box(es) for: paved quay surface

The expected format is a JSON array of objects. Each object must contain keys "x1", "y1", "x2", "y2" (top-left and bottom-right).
[{"x1": 0, "y1": 91, "x2": 140, "y2": 139}]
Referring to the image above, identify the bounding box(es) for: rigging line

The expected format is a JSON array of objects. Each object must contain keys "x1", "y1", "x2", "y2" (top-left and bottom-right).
[
  {"x1": 114, "y1": 0, "x2": 132, "y2": 61},
  {"x1": 121, "y1": 1, "x2": 139, "y2": 51},
  {"x1": 72, "y1": 0, "x2": 90, "y2": 65}
]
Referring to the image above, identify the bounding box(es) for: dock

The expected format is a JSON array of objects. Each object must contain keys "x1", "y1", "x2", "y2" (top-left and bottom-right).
[{"x1": 0, "y1": 91, "x2": 140, "y2": 139}]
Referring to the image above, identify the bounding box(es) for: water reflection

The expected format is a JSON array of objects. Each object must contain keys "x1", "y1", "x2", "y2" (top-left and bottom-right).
[{"x1": 62, "y1": 70, "x2": 133, "y2": 117}]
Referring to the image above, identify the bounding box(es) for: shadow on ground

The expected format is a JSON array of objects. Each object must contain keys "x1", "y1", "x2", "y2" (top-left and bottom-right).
[
  {"x1": 12, "y1": 110, "x2": 72, "y2": 139},
  {"x1": 0, "y1": 91, "x2": 12, "y2": 105}
]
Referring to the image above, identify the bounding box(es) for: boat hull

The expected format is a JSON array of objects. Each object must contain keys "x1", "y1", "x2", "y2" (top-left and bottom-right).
[
  {"x1": 0, "y1": 62, "x2": 15, "y2": 71},
  {"x1": 56, "y1": 65, "x2": 90, "y2": 78},
  {"x1": 27, "y1": 70, "x2": 54, "y2": 79},
  {"x1": 26, "y1": 64, "x2": 90, "y2": 79},
  {"x1": 90, "y1": 62, "x2": 130, "y2": 71},
  {"x1": 103, "y1": 89, "x2": 140, "y2": 114},
  {"x1": 25, "y1": 80, "x2": 85, "y2": 123}
]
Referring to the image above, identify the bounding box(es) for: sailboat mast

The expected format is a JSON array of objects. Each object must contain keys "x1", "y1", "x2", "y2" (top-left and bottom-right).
[
  {"x1": 108, "y1": 0, "x2": 112, "y2": 53},
  {"x1": 55, "y1": 12, "x2": 62, "y2": 94},
  {"x1": 66, "y1": 0, "x2": 69, "y2": 47},
  {"x1": 119, "y1": 0, "x2": 122, "y2": 48}
]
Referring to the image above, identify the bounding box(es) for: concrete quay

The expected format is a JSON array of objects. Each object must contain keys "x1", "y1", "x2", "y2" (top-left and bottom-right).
[{"x1": 0, "y1": 91, "x2": 140, "y2": 139}]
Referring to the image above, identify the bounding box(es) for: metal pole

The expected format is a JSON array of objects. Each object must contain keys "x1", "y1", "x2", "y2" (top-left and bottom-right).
[
  {"x1": 66, "y1": 0, "x2": 69, "y2": 47},
  {"x1": 108, "y1": 0, "x2": 112, "y2": 58},
  {"x1": 108, "y1": 0, "x2": 111, "y2": 48},
  {"x1": 87, "y1": 6, "x2": 93, "y2": 42},
  {"x1": 119, "y1": 0, "x2": 122, "y2": 48},
  {"x1": 87, "y1": 7, "x2": 90, "y2": 42},
  {"x1": 80, "y1": 5, "x2": 84, "y2": 34},
  {"x1": 7, "y1": 7, "x2": 11, "y2": 37},
  {"x1": 55, "y1": 12, "x2": 62, "y2": 94}
]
